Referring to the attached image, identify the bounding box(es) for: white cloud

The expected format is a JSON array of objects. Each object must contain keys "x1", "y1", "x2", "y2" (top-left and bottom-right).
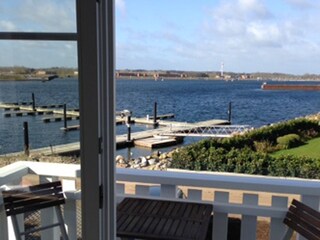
[
  {"x1": 0, "y1": 20, "x2": 16, "y2": 31},
  {"x1": 238, "y1": 0, "x2": 271, "y2": 18},
  {"x1": 197, "y1": 0, "x2": 320, "y2": 73},
  {"x1": 247, "y1": 22, "x2": 282, "y2": 47},
  {"x1": 284, "y1": 0, "x2": 316, "y2": 9},
  {"x1": 116, "y1": 0, "x2": 126, "y2": 16},
  {"x1": 16, "y1": 0, "x2": 76, "y2": 32}
]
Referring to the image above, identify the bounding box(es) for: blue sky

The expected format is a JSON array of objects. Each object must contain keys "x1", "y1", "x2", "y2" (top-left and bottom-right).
[{"x1": 1, "y1": 0, "x2": 320, "y2": 74}]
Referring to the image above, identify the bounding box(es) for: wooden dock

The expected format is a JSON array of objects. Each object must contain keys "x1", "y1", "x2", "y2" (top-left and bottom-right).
[
  {"x1": 0, "y1": 117, "x2": 231, "y2": 156},
  {"x1": 0, "y1": 101, "x2": 235, "y2": 155},
  {"x1": 43, "y1": 116, "x2": 79, "y2": 123},
  {"x1": 60, "y1": 125, "x2": 80, "y2": 131},
  {"x1": 134, "y1": 136, "x2": 183, "y2": 148}
]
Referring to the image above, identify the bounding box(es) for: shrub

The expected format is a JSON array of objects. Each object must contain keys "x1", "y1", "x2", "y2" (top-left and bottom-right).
[
  {"x1": 276, "y1": 134, "x2": 303, "y2": 149},
  {"x1": 170, "y1": 118, "x2": 320, "y2": 179},
  {"x1": 253, "y1": 141, "x2": 275, "y2": 153},
  {"x1": 268, "y1": 155, "x2": 320, "y2": 179}
]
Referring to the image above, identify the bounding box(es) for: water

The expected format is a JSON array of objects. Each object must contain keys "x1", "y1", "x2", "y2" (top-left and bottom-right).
[{"x1": 0, "y1": 78, "x2": 319, "y2": 155}]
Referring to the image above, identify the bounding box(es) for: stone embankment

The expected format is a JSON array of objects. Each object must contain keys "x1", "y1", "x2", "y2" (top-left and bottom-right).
[
  {"x1": 116, "y1": 149, "x2": 179, "y2": 170},
  {"x1": 305, "y1": 112, "x2": 320, "y2": 121}
]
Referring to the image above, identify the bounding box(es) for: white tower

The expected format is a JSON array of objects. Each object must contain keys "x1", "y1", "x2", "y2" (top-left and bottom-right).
[{"x1": 220, "y1": 61, "x2": 224, "y2": 78}]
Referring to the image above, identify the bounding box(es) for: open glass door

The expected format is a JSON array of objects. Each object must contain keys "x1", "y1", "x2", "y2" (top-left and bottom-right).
[{"x1": 0, "y1": 1, "x2": 116, "y2": 239}]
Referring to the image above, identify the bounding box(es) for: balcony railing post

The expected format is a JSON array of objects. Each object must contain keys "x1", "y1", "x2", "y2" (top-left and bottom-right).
[
  {"x1": 136, "y1": 185, "x2": 150, "y2": 196},
  {"x1": 40, "y1": 176, "x2": 60, "y2": 240},
  {"x1": 160, "y1": 184, "x2": 177, "y2": 198},
  {"x1": 240, "y1": 193, "x2": 258, "y2": 240},
  {"x1": 116, "y1": 184, "x2": 125, "y2": 204},
  {"x1": 270, "y1": 196, "x2": 288, "y2": 240},
  {"x1": 64, "y1": 197, "x2": 77, "y2": 240},
  {"x1": 63, "y1": 180, "x2": 78, "y2": 240},
  {"x1": 212, "y1": 191, "x2": 229, "y2": 240},
  {"x1": 188, "y1": 189, "x2": 202, "y2": 200}
]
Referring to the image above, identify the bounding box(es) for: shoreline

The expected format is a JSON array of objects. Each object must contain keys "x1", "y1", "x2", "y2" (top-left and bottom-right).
[
  {"x1": 1, "y1": 76, "x2": 320, "y2": 82},
  {"x1": 0, "y1": 112, "x2": 319, "y2": 166}
]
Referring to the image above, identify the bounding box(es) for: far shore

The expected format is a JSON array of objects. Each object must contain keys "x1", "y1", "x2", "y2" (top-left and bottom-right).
[{"x1": 1, "y1": 77, "x2": 320, "y2": 82}]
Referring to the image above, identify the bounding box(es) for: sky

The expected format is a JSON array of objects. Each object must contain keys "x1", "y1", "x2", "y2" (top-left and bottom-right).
[{"x1": 1, "y1": 0, "x2": 320, "y2": 75}]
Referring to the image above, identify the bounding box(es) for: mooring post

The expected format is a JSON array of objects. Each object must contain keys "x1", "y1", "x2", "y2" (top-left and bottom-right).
[
  {"x1": 228, "y1": 101, "x2": 232, "y2": 124},
  {"x1": 63, "y1": 104, "x2": 67, "y2": 129},
  {"x1": 127, "y1": 124, "x2": 131, "y2": 142},
  {"x1": 126, "y1": 114, "x2": 132, "y2": 142},
  {"x1": 32, "y1": 93, "x2": 36, "y2": 111},
  {"x1": 153, "y1": 101, "x2": 158, "y2": 127},
  {"x1": 23, "y1": 121, "x2": 29, "y2": 156}
]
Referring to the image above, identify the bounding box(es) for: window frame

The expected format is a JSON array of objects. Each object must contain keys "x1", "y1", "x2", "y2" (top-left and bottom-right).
[{"x1": 0, "y1": 0, "x2": 116, "y2": 239}]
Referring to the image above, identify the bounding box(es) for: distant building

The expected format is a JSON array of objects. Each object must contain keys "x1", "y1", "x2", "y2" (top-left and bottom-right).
[
  {"x1": 240, "y1": 74, "x2": 249, "y2": 79},
  {"x1": 36, "y1": 70, "x2": 46, "y2": 75},
  {"x1": 116, "y1": 72, "x2": 138, "y2": 78}
]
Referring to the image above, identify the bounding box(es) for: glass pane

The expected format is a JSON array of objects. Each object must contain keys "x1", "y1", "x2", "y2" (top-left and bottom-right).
[
  {"x1": 0, "y1": 41, "x2": 78, "y2": 154},
  {"x1": 0, "y1": 1, "x2": 81, "y2": 239},
  {"x1": 115, "y1": 1, "x2": 320, "y2": 161},
  {"x1": 0, "y1": 0, "x2": 76, "y2": 32}
]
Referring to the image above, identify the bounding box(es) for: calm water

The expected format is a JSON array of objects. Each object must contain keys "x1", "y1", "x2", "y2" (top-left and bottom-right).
[{"x1": 0, "y1": 78, "x2": 319, "y2": 155}]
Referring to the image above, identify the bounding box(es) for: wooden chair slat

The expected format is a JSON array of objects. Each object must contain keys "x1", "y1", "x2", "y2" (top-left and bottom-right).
[
  {"x1": 3, "y1": 182, "x2": 65, "y2": 216},
  {"x1": 286, "y1": 211, "x2": 320, "y2": 238},
  {"x1": 4, "y1": 192, "x2": 64, "y2": 208},
  {"x1": 6, "y1": 198, "x2": 65, "y2": 216},
  {"x1": 292, "y1": 199, "x2": 320, "y2": 218},
  {"x1": 283, "y1": 199, "x2": 320, "y2": 240},
  {"x1": 288, "y1": 205, "x2": 320, "y2": 230},
  {"x1": 28, "y1": 181, "x2": 61, "y2": 191},
  {"x1": 2, "y1": 181, "x2": 69, "y2": 240},
  {"x1": 284, "y1": 217, "x2": 320, "y2": 240}
]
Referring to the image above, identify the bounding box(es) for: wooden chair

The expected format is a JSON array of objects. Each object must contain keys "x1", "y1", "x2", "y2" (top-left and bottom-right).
[
  {"x1": 282, "y1": 199, "x2": 320, "y2": 240},
  {"x1": 2, "y1": 181, "x2": 69, "y2": 240}
]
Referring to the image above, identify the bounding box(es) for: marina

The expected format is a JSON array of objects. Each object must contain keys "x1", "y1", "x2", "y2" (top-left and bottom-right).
[
  {"x1": 0, "y1": 100, "x2": 241, "y2": 155},
  {"x1": 0, "y1": 79, "x2": 319, "y2": 156},
  {"x1": 1, "y1": 117, "x2": 237, "y2": 156}
]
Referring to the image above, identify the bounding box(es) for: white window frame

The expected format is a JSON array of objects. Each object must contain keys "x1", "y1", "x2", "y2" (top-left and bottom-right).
[
  {"x1": 77, "y1": 0, "x2": 116, "y2": 239},
  {"x1": 0, "y1": 0, "x2": 116, "y2": 239}
]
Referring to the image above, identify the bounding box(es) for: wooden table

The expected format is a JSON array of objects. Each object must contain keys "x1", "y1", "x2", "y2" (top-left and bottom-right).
[{"x1": 117, "y1": 198, "x2": 213, "y2": 240}]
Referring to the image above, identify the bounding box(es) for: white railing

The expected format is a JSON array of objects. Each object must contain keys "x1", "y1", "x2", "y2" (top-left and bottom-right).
[{"x1": 1, "y1": 161, "x2": 320, "y2": 240}]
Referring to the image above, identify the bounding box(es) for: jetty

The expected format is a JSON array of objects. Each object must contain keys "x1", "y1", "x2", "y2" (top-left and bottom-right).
[
  {"x1": 0, "y1": 100, "x2": 252, "y2": 156},
  {"x1": 0, "y1": 118, "x2": 255, "y2": 157}
]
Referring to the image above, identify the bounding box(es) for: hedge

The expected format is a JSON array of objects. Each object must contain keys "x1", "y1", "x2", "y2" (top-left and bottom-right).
[{"x1": 171, "y1": 118, "x2": 320, "y2": 179}]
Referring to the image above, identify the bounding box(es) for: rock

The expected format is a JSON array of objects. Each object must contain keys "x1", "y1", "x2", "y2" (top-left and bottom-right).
[
  {"x1": 148, "y1": 158, "x2": 157, "y2": 165},
  {"x1": 140, "y1": 157, "x2": 148, "y2": 167},
  {"x1": 116, "y1": 155, "x2": 124, "y2": 163},
  {"x1": 117, "y1": 163, "x2": 129, "y2": 168},
  {"x1": 134, "y1": 158, "x2": 141, "y2": 164},
  {"x1": 140, "y1": 161, "x2": 148, "y2": 168},
  {"x1": 146, "y1": 155, "x2": 151, "y2": 160},
  {"x1": 151, "y1": 150, "x2": 161, "y2": 158},
  {"x1": 120, "y1": 159, "x2": 127, "y2": 164},
  {"x1": 159, "y1": 153, "x2": 167, "y2": 159},
  {"x1": 167, "y1": 151, "x2": 174, "y2": 158},
  {"x1": 153, "y1": 165, "x2": 161, "y2": 170},
  {"x1": 133, "y1": 164, "x2": 141, "y2": 169},
  {"x1": 140, "y1": 156, "x2": 147, "y2": 163}
]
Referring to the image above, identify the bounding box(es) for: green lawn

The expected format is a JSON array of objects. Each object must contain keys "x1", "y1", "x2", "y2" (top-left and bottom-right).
[{"x1": 272, "y1": 137, "x2": 320, "y2": 159}]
